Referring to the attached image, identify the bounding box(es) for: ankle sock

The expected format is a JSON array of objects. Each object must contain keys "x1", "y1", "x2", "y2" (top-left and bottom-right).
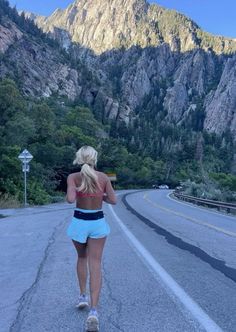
[{"x1": 90, "y1": 308, "x2": 98, "y2": 314}]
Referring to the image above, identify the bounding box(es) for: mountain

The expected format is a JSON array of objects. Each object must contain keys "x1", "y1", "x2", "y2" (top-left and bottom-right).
[
  {"x1": 1, "y1": 0, "x2": 236, "y2": 143},
  {"x1": 1, "y1": 0, "x2": 236, "y2": 203},
  {"x1": 0, "y1": 1, "x2": 101, "y2": 101},
  {"x1": 25, "y1": 0, "x2": 236, "y2": 141},
  {"x1": 33, "y1": 0, "x2": 236, "y2": 55}
]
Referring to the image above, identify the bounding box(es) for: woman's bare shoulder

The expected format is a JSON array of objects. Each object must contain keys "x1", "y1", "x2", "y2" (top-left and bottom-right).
[
  {"x1": 96, "y1": 171, "x2": 109, "y2": 182},
  {"x1": 68, "y1": 172, "x2": 81, "y2": 177},
  {"x1": 96, "y1": 171, "x2": 108, "y2": 178},
  {"x1": 67, "y1": 172, "x2": 81, "y2": 180}
]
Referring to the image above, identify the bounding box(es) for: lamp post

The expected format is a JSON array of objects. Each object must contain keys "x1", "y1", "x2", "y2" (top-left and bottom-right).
[{"x1": 18, "y1": 149, "x2": 33, "y2": 207}]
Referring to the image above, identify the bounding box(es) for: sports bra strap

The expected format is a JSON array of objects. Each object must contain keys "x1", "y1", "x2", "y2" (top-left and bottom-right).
[{"x1": 76, "y1": 191, "x2": 104, "y2": 198}]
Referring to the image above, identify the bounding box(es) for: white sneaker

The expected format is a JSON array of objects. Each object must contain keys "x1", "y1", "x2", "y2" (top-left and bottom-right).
[
  {"x1": 76, "y1": 294, "x2": 89, "y2": 309},
  {"x1": 85, "y1": 309, "x2": 99, "y2": 331}
]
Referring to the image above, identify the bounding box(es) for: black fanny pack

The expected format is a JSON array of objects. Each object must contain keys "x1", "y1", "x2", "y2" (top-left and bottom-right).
[{"x1": 74, "y1": 210, "x2": 104, "y2": 220}]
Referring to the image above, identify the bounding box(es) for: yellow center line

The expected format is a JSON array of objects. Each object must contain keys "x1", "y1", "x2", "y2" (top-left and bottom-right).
[{"x1": 143, "y1": 193, "x2": 236, "y2": 238}]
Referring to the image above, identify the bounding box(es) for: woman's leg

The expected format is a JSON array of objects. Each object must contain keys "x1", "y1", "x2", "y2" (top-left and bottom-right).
[
  {"x1": 72, "y1": 240, "x2": 88, "y2": 294},
  {"x1": 87, "y1": 237, "x2": 106, "y2": 308}
]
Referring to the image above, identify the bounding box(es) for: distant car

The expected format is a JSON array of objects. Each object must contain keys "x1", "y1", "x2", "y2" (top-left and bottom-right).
[
  {"x1": 152, "y1": 184, "x2": 159, "y2": 189},
  {"x1": 158, "y1": 184, "x2": 169, "y2": 189},
  {"x1": 175, "y1": 186, "x2": 183, "y2": 191}
]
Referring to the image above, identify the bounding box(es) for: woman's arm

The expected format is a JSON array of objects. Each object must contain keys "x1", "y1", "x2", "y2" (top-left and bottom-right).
[
  {"x1": 66, "y1": 174, "x2": 77, "y2": 204},
  {"x1": 103, "y1": 177, "x2": 117, "y2": 205}
]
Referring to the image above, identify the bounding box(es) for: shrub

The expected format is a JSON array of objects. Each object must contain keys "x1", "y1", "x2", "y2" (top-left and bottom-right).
[
  {"x1": 0, "y1": 193, "x2": 21, "y2": 208},
  {"x1": 181, "y1": 179, "x2": 236, "y2": 202}
]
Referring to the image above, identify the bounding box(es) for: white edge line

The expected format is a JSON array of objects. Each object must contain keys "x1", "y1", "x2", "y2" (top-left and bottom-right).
[
  {"x1": 109, "y1": 204, "x2": 223, "y2": 332},
  {"x1": 167, "y1": 192, "x2": 236, "y2": 221}
]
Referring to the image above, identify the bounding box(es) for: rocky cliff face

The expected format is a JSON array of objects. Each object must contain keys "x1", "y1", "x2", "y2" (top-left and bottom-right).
[
  {"x1": 0, "y1": 20, "x2": 79, "y2": 99},
  {"x1": 34, "y1": 0, "x2": 236, "y2": 55},
  {"x1": 204, "y1": 55, "x2": 236, "y2": 135},
  {"x1": 0, "y1": 20, "x2": 23, "y2": 53},
  {"x1": 2, "y1": 0, "x2": 236, "y2": 141},
  {"x1": 28, "y1": 0, "x2": 236, "y2": 139}
]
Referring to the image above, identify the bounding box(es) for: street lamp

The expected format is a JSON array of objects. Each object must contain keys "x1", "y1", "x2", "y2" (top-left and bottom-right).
[{"x1": 18, "y1": 149, "x2": 33, "y2": 207}]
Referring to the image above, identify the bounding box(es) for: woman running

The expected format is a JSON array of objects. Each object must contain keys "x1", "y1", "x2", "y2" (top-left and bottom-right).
[{"x1": 66, "y1": 146, "x2": 116, "y2": 332}]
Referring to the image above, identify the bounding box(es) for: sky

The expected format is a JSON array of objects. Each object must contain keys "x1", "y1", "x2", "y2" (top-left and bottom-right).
[{"x1": 8, "y1": 0, "x2": 236, "y2": 39}]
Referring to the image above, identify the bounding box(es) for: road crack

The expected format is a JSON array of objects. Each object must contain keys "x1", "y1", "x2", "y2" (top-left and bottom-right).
[
  {"x1": 102, "y1": 258, "x2": 125, "y2": 332},
  {"x1": 9, "y1": 217, "x2": 68, "y2": 332}
]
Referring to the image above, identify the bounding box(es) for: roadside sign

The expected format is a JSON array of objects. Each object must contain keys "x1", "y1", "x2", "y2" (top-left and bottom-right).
[{"x1": 18, "y1": 149, "x2": 33, "y2": 163}]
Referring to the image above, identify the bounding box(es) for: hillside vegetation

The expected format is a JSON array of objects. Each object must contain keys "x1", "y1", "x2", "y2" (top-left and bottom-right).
[
  {"x1": 0, "y1": 1, "x2": 236, "y2": 206},
  {"x1": 1, "y1": 79, "x2": 235, "y2": 206}
]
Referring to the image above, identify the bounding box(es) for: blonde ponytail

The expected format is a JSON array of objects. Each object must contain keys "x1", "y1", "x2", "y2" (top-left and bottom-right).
[
  {"x1": 73, "y1": 146, "x2": 101, "y2": 193},
  {"x1": 78, "y1": 163, "x2": 100, "y2": 193}
]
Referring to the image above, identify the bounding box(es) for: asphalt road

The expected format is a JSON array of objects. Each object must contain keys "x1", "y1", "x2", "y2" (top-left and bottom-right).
[{"x1": 0, "y1": 190, "x2": 236, "y2": 332}]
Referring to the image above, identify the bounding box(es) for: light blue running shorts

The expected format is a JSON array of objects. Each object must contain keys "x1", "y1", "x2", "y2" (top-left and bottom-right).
[{"x1": 67, "y1": 208, "x2": 110, "y2": 243}]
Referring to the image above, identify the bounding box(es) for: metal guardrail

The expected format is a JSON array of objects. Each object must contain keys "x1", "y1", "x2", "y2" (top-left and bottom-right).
[{"x1": 174, "y1": 192, "x2": 236, "y2": 214}]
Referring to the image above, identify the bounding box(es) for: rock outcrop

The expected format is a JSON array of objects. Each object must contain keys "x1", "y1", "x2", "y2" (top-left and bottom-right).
[
  {"x1": 0, "y1": 20, "x2": 23, "y2": 53},
  {"x1": 28, "y1": 0, "x2": 236, "y2": 139},
  {"x1": 204, "y1": 55, "x2": 236, "y2": 137},
  {"x1": 1, "y1": 0, "x2": 236, "y2": 140},
  {"x1": 0, "y1": 28, "x2": 80, "y2": 99},
  {"x1": 34, "y1": 0, "x2": 236, "y2": 55}
]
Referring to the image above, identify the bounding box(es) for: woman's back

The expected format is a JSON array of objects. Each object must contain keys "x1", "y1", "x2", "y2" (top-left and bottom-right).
[{"x1": 67, "y1": 170, "x2": 116, "y2": 210}]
